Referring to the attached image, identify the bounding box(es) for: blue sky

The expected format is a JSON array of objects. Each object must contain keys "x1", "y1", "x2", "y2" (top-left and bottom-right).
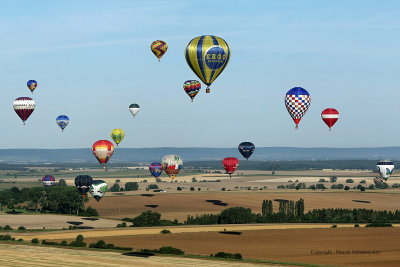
[{"x1": 1, "y1": 0, "x2": 399, "y2": 148}]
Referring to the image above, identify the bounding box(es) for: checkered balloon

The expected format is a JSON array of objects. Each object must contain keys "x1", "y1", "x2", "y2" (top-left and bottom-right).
[{"x1": 285, "y1": 87, "x2": 311, "y2": 129}]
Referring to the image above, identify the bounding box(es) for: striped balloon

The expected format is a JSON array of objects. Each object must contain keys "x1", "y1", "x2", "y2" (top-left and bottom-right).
[
  {"x1": 183, "y1": 80, "x2": 201, "y2": 102},
  {"x1": 284, "y1": 87, "x2": 311, "y2": 129},
  {"x1": 151, "y1": 40, "x2": 168, "y2": 61},
  {"x1": 42, "y1": 175, "x2": 56, "y2": 187},
  {"x1": 321, "y1": 108, "x2": 339, "y2": 130},
  {"x1": 185, "y1": 35, "x2": 230, "y2": 93},
  {"x1": 92, "y1": 140, "x2": 114, "y2": 169},
  {"x1": 13, "y1": 97, "x2": 35, "y2": 125}
]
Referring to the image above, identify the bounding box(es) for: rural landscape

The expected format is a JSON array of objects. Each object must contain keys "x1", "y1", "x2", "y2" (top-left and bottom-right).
[{"x1": 1, "y1": 1, "x2": 400, "y2": 266}]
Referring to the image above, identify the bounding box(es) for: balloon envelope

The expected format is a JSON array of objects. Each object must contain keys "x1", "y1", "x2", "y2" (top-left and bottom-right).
[
  {"x1": 56, "y1": 115, "x2": 69, "y2": 132},
  {"x1": 183, "y1": 80, "x2": 201, "y2": 102},
  {"x1": 75, "y1": 175, "x2": 93, "y2": 196},
  {"x1": 284, "y1": 87, "x2": 311, "y2": 129},
  {"x1": 377, "y1": 160, "x2": 394, "y2": 181},
  {"x1": 321, "y1": 108, "x2": 339, "y2": 130},
  {"x1": 222, "y1": 157, "x2": 239, "y2": 177},
  {"x1": 151, "y1": 40, "x2": 168, "y2": 61},
  {"x1": 89, "y1": 180, "x2": 108, "y2": 201},
  {"x1": 13, "y1": 97, "x2": 35, "y2": 125},
  {"x1": 111, "y1": 129, "x2": 125, "y2": 146},
  {"x1": 149, "y1": 162, "x2": 163, "y2": 179},
  {"x1": 27, "y1": 80, "x2": 37, "y2": 93},
  {"x1": 92, "y1": 140, "x2": 114, "y2": 169},
  {"x1": 185, "y1": 35, "x2": 230, "y2": 93},
  {"x1": 129, "y1": 104, "x2": 140, "y2": 117},
  {"x1": 374, "y1": 176, "x2": 384, "y2": 186},
  {"x1": 162, "y1": 155, "x2": 183, "y2": 179},
  {"x1": 42, "y1": 175, "x2": 55, "y2": 187},
  {"x1": 238, "y1": 142, "x2": 255, "y2": 160}
]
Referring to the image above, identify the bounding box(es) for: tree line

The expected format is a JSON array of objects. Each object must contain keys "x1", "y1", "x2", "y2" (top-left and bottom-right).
[{"x1": 0, "y1": 185, "x2": 89, "y2": 215}]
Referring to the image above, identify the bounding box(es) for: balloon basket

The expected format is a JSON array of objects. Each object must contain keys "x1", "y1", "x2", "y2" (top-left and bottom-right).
[
  {"x1": 295, "y1": 125, "x2": 298, "y2": 130},
  {"x1": 206, "y1": 88, "x2": 210, "y2": 93}
]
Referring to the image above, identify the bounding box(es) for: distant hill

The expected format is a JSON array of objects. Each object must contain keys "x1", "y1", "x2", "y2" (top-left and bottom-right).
[{"x1": 0, "y1": 147, "x2": 400, "y2": 163}]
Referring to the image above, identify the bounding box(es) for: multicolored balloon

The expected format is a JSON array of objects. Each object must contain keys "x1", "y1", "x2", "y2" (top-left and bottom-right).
[
  {"x1": 129, "y1": 104, "x2": 140, "y2": 117},
  {"x1": 111, "y1": 129, "x2": 125, "y2": 146},
  {"x1": 13, "y1": 97, "x2": 35, "y2": 125},
  {"x1": 321, "y1": 108, "x2": 339, "y2": 131},
  {"x1": 92, "y1": 140, "x2": 114, "y2": 169},
  {"x1": 374, "y1": 176, "x2": 384, "y2": 186},
  {"x1": 183, "y1": 80, "x2": 201, "y2": 102},
  {"x1": 185, "y1": 35, "x2": 231, "y2": 93},
  {"x1": 222, "y1": 157, "x2": 239, "y2": 178},
  {"x1": 42, "y1": 175, "x2": 56, "y2": 187},
  {"x1": 27, "y1": 80, "x2": 37, "y2": 93},
  {"x1": 284, "y1": 87, "x2": 311, "y2": 129},
  {"x1": 56, "y1": 115, "x2": 69, "y2": 132},
  {"x1": 162, "y1": 155, "x2": 183, "y2": 179},
  {"x1": 151, "y1": 40, "x2": 168, "y2": 61},
  {"x1": 75, "y1": 175, "x2": 93, "y2": 196},
  {"x1": 89, "y1": 180, "x2": 108, "y2": 201},
  {"x1": 238, "y1": 142, "x2": 255, "y2": 160},
  {"x1": 377, "y1": 160, "x2": 394, "y2": 181},
  {"x1": 149, "y1": 162, "x2": 163, "y2": 179}
]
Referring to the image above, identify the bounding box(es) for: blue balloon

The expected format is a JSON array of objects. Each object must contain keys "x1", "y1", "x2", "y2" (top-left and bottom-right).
[
  {"x1": 238, "y1": 142, "x2": 255, "y2": 160},
  {"x1": 149, "y1": 162, "x2": 163, "y2": 178},
  {"x1": 56, "y1": 115, "x2": 69, "y2": 132}
]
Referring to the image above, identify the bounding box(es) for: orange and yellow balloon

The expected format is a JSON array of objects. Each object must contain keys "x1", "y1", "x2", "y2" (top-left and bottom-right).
[
  {"x1": 92, "y1": 140, "x2": 114, "y2": 170},
  {"x1": 151, "y1": 40, "x2": 168, "y2": 61}
]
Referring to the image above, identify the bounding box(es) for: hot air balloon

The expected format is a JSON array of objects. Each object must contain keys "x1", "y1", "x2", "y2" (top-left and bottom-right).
[
  {"x1": 185, "y1": 35, "x2": 230, "y2": 93},
  {"x1": 222, "y1": 157, "x2": 239, "y2": 178},
  {"x1": 377, "y1": 160, "x2": 394, "y2": 181},
  {"x1": 111, "y1": 129, "x2": 125, "y2": 146},
  {"x1": 27, "y1": 80, "x2": 37, "y2": 93},
  {"x1": 284, "y1": 87, "x2": 311, "y2": 129},
  {"x1": 92, "y1": 140, "x2": 114, "y2": 170},
  {"x1": 238, "y1": 142, "x2": 255, "y2": 160},
  {"x1": 162, "y1": 155, "x2": 183, "y2": 179},
  {"x1": 13, "y1": 97, "x2": 35, "y2": 125},
  {"x1": 151, "y1": 40, "x2": 168, "y2": 61},
  {"x1": 183, "y1": 80, "x2": 201, "y2": 102},
  {"x1": 149, "y1": 162, "x2": 163, "y2": 179},
  {"x1": 321, "y1": 108, "x2": 339, "y2": 131},
  {"x1": 42, "y1": 175, "x2": 56, "y2": 187},
  {"x1": 89, "y1": 180, "x2": 108, "y2": 201},
  {"x1": 75, "y1": 175, "x2": 93, "y2": 196},
  {"x1": 56, "y1": 115, "x2": 69, "y2": 132},
  {"x1": 374, "y1": 176, "x2": 384, "y2": 186},
  {"x1": 129, "y1": 104, "x2": 140, "y2": 117}
]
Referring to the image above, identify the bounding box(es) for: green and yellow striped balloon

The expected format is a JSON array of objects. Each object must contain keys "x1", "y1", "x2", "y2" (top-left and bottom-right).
[
  {"x1": 111, "y1": 129, "x2": 125, "y2": 146},
  {"x1": 185, "y1": 35, "x2": 230, "y2": 93}
]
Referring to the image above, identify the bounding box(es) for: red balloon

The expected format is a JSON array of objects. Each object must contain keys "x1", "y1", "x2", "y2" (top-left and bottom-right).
[
  {"x1": 222, "y1": 157, "x2": 239, "y2": 178},
  {"x1": 321, "y1": 108, "x2": 339, "y2": 130}
]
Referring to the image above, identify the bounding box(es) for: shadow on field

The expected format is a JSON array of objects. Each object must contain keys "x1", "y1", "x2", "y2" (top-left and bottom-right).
[
  {"x1": 144, "y1": 205, "x2": 159, "y2": 208},
  {"x1": 206, "y1": 200, "x2": 228, "y2": 206},
  {"x1": 352, "y1": 200, "x2": 371, "y2": 203},
  {"x1": 219, "y1": 231, "x2": 242, "y2": 235},
  {"x1": 82, "y1": 218, "x2": 99, "y2": 221},
  {"x1": 67, "y1": 221, "x2": 83, "y2": 226},
  {"x1": 141, "y1": 194, "x2": 154, "y2": 197},
  {"x1": 5, "y1": 210, "x2": 23, "y2": 215},
  {"x1": 76, "y1": 226, "x2": 94, "y2": 229},
  {"x1": 113, "y1": 193, "x2": 125, "y2": 196},
  {"x1": 122, "y1": 252, "x2": 155, "y2": 258}
]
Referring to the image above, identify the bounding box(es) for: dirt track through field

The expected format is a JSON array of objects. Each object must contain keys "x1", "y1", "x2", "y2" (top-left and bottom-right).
[{"x1": 0, "y1": 243, "x2": 269, "y2": 267}]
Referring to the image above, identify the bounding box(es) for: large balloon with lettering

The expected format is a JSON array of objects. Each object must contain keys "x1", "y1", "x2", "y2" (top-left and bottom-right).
[{"x1": 185, "y1": 35, "x2": 230, "y2": 93}]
